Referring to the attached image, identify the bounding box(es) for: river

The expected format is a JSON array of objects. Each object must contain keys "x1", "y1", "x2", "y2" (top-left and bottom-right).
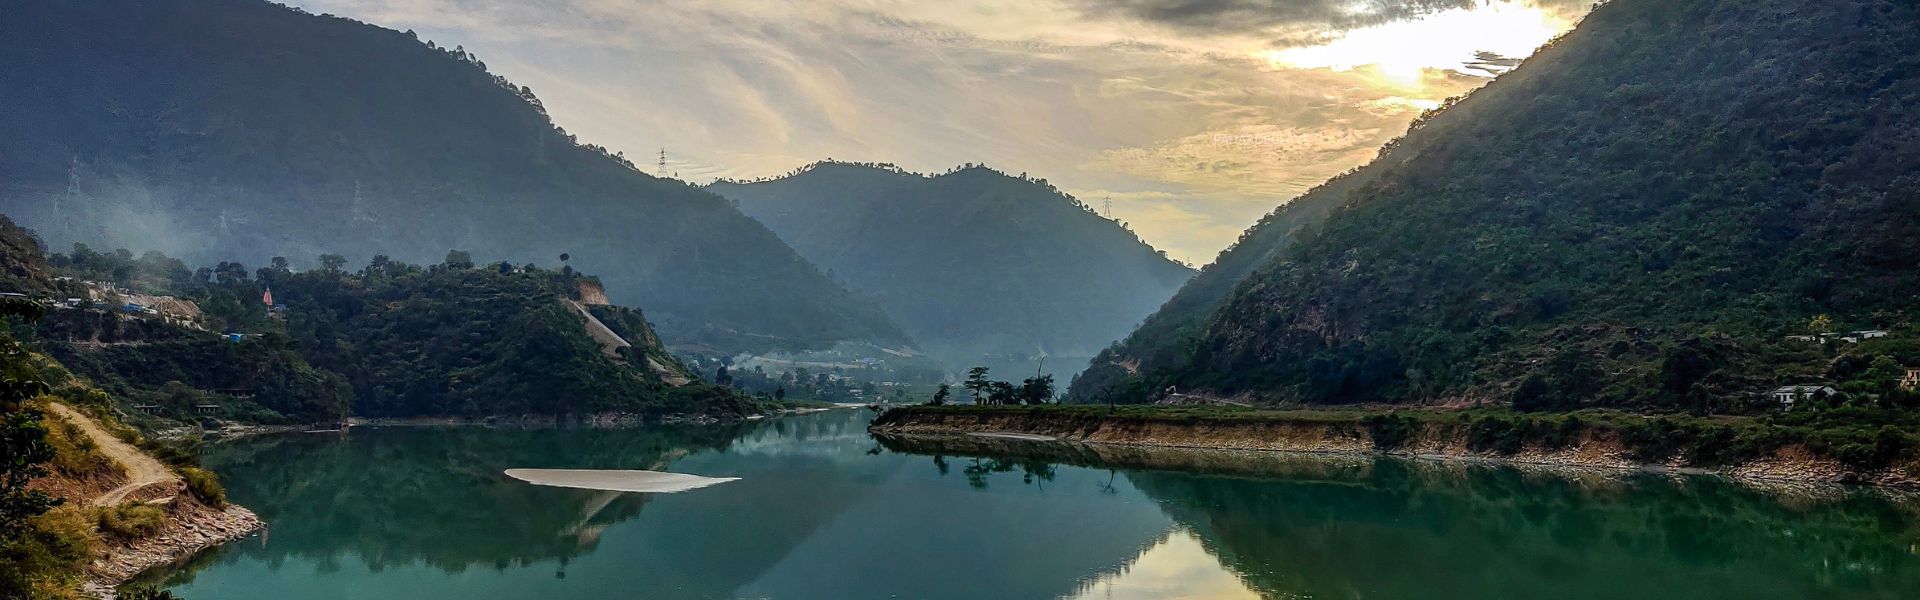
[{"x1": 139, "y1": 410, "x2": 1920, "y2": 599}]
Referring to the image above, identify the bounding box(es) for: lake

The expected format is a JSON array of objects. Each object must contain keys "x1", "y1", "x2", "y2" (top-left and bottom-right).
[{"x1": 142, "y1": 410, "x2": 1920, "y2": 599}]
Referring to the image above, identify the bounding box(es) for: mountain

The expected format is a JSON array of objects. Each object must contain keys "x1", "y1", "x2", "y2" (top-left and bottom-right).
[
  {"x1": 0, "y1": 0, "x2": 906, "y2": 354},
  {"x1": 1078, "y1": 0, "x2": 1920, "y2": 409},
  {"x1": 709, "y1": 162, "x2": 1193, "y2": 366}
]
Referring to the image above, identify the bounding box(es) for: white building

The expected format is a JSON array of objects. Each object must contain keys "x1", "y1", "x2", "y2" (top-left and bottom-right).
[{"x1": 1770, "y1": 385, "x2": 1835, "y2": 408}]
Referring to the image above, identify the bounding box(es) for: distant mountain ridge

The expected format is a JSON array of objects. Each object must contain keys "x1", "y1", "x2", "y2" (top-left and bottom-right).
[
  {"x1": 0, "y1": 0, "x2": 906, "y2": 354},
  {"x1": 1078, "y1": 0, "x2": 1920, "y2": 409},
  {"x1": 710, "y1": 161, "x2": 1193, "y2": 366}
]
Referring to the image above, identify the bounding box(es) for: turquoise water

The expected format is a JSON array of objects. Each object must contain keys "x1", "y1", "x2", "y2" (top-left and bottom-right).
[{"x1": 145, "y1": 410, "x2": 1920, "y2": 599}]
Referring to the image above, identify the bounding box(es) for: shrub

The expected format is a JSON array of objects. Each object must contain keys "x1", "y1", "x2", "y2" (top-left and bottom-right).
[
  {"x1": 180, "y1": 468, "x2": 227, "y2": 507},
  {"x1": 1468, "y1": 416, "x2": 1526, "y2": 455},
  {"x1": 43, "y1": 415, "x2": 116, "y2": 479},
  {"x1": 1538, "y1": 415, "x2": 1584, "y2": 450},
  {"x1": 0, "y1": 506, "x2": 98, "y2": 597},
  {"x1": 120, "y1": 587, "x2": 184, "y2": 600},
  {"x1": 97, "y1": 503, "x2": 167, "y2": 538},
  {"x1": 1363, "y1": 413, "x2": 1417, "y2": 452}
]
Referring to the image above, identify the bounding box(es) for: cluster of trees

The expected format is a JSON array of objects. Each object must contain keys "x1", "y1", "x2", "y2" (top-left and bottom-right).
[
  {"x1": 29, "y1": 240, "x2": 751, "y2": 421},
  {"x1": 949, "y1": 367, "x2": 1055, "y2": 406},
  {"x1": 715, "y1": 362, "x2": 915, "y2": 404}
]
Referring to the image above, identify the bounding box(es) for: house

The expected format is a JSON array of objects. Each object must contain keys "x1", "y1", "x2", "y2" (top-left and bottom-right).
[
  {"x1": 195, "y1": 403, "x2": 222, "y2": 415},
  {"x1": 1770, "y1": 385, "x2": 1836, "y2": 408},
  {"x1": 1903, "y1": 369, "x2": 1920, "y2": 391},
  {"x1": 1835, "y1": 330, "x2": 1891, "y2": 343}
]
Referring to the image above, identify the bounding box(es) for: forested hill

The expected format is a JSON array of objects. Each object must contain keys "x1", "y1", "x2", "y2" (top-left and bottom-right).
[
  {"x1": 709, "y1": 162, "x2": 1194, "y2": 362},
  {"x1": 0, "y1": 0, "x2": 906, "y2": 354},
  {"x1": 1081, "y1": 0, "x2": 1920, "y2": 409}
]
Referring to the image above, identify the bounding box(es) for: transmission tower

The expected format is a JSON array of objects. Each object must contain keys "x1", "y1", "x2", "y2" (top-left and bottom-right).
[
  {"x1": 1103, "y1": 195, "x2": 1112, "y2": 220},
  {"x1": 657, "y1": 148, "x2": 668, "y2": 175}
]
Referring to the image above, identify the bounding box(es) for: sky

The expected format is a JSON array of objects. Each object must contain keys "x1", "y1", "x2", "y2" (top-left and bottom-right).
[{"x1": 284, "y1": 0, "x2": 1591, "y2": 265}]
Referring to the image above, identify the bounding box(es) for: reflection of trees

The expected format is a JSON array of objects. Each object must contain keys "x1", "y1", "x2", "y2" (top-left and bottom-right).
[
  {"x1": 165, "y1": 422, "x2": 755, "y2": 579},
  {"x1": 878, "y1": 434, "x2": 1920, "y2": 600},
  {"x1": 1132, "y1": 461, "x2": 1920, "y2": 600}
]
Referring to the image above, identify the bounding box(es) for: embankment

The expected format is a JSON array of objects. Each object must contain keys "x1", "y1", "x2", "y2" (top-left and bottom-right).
[{"x1": 870, "y1": 406, "x2": 1920, "y2": 489}]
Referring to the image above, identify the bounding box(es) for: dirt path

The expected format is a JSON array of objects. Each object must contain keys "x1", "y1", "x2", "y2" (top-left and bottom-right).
[{"x1": 44, "y1": 402, "x2": 177, "y2": 506}]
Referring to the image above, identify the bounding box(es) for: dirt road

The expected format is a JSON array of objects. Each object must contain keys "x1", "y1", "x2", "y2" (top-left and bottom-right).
[{"x1": 44, "y1": 402, "x2": 178, "y2": 506}]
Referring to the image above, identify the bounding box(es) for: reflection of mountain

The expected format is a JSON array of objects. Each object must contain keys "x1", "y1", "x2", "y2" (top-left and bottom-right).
[
  {"x1": 190, "y1": 425, "x2": 754, "y2": 572},
  {"x1": 1127, "y1": 462, "x2": 1920, "y2": 600},
  {"x1": 877, "y1": 434, "x2": 1920, "y2": 600},
  {"x1": 154, "y1": 410, "x2": 1186, "y2": 600}
]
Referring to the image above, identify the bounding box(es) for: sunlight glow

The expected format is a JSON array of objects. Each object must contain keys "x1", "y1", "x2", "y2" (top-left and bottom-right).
[{"x1": 1264, "y1": 1, "x2": 1570, "y2": 91}]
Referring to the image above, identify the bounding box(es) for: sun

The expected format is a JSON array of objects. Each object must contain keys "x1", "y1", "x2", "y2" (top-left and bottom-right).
[{"x1": 1261, "y1": 1, "x2": 1570, "y2": 94}]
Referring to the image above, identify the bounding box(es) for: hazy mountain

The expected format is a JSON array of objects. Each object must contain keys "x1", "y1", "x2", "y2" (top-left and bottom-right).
[
  {"x1": 709, "y1": 162, "x2": 1193, "y2": 367},
  {"x1": 0, "y1": 0, "x2": 906, "y2": 354},
  {"x1": 1077, "y1": 0, "x2": 1920, "y2": 408}
]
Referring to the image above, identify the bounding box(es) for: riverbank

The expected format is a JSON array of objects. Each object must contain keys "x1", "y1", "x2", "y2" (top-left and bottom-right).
[
  {"x1": 870, "y1": 405, "x2": 1920, "y2": 489},
  {"x1": 85, "y1": 499, "x2": 263, "y2": 599}
]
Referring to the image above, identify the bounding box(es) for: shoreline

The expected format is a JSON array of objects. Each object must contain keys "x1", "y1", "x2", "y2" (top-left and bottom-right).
[
  {"x1": 85, "y1": 498, "x2": 265, "y2": 599},
  {"x1": 870, "y1": 407, "x2": 1920, "y2": 491}
]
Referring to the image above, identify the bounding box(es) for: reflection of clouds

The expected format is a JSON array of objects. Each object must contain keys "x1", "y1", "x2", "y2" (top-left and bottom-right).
[
  {"x1": 284, "y1": 0, "x2": 1581, "y2": 264},
  {"x1": 1064, "y1": 528, "x2": 1262, "y2": 600}
]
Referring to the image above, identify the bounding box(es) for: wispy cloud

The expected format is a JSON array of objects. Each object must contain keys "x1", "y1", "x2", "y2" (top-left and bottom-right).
[{"x1": 285, "y1": 0, "x2": 1582, "y2": 264}]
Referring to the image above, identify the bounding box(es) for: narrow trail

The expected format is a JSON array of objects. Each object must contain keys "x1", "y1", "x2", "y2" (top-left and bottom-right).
[{"x1": 44, "y1": 402, "x2": 177, "y2": 506}]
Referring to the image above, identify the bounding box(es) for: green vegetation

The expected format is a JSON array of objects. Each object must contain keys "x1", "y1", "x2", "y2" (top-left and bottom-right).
[
  {"x1": 0, "y1": 298, "x2": 98, "y2": 600},
  {"x1": 178, "y1": 468, "x2": 226, "y2": 508},
  {"x1": 1077, "y1": 0, "x2": 1920, "y2": 434},
  {"x1": 8, "y1": 215, "x2": 755, "y2": 420},
  {"x1": 953, "y1": 366, "x2": 1055, "y2": 405},
  {"x1": 880, "y1": 403, "x2": 1920, "y2": 474},
  {"x1": 0, "y1": 0, "x2": 907, "y2": 354},
  {"x1": 96, "y1": 503, "x2": 166, "y2": 539},
  {"x1": 711, "y1": 161, "x2": 1192, "y2": 361}
]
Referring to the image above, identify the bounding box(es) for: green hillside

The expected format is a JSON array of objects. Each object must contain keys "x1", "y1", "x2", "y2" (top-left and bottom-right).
[
  {"x1": 0, "y1": 0, "x2": 905, "y2": 353},
  {"x1": 711, "y1": 162, "x2": 1193, "y2": 364},
  {"x1": 1081, "y1": 0, "x2": 1920, "y2": 412}
]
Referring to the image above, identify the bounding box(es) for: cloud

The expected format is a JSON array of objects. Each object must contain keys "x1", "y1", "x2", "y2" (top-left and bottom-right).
[
  {"x1": 283, "y1": 0, "x2": 1584, "y2": 265},
  {"x1": 1072, "y1": 0, "x2": 1478, "y2": 44}
]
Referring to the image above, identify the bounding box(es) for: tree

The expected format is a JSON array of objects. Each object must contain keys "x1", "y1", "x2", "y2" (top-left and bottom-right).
[
  {"x1": 773, "y1": 386, "x2": 785, "y2": 402},
  {"x1": 930, "y1": 383, "x2": 950, "y2": 406},
  {"x1": 0, "y1": 300, "x2": 58, "y2": 538},
  {"x1": 318, "y1": 253, "x2": 347, "y2": 272},
  {"x1": 963, "y1": 367, "x2": 991, "y2": 403},
  {"x1": 1809, "y1": 314, "x2": 1834, "y2": 336},
  {"x1": 714, "y1": 366, "x2": 733, "y2": 388},
  {"x1": 444, "y1": 250, "x2": 474, "y2": 269},
  {"x1": 1018, "y1": 375, "x2": 1054, "y2": 405},
  {"x1": 986, "y1": 381, "x2": 1016, "y2": 405}
]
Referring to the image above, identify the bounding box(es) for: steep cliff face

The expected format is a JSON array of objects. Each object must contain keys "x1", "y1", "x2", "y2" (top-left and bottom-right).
[{"x1": 1081, "y1": 0, "x2": 1920, "y2": 409}]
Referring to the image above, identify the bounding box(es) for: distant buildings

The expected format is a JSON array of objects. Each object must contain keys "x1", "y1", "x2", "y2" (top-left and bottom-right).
[
  {"x1": 1786, "y1": 330, "x2": 1891, "y2": 344},
  {"x1": 1903, "y1": 369, "x2": 1920, "y2": 391},
  {"x1": 1770, "y1": 385, "x2": 1835, "y2": 408}
]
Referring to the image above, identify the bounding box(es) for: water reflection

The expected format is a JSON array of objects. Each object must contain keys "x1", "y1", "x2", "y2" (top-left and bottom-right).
[
  {"x1": 146, "y1": 412, "x2": 1920, "y2": 599},
  {"x1": 881, "y1": 433, "x2": 1920, "y2": 600}
]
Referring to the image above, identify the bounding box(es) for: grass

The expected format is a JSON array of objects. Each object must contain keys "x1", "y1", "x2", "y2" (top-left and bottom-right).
[
  {"x1": 97, "y1": 503, "x2": 167, "y2": 538},
  {"x1": 180, "y1": 468, "x2": 227, "y2": 508}
]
